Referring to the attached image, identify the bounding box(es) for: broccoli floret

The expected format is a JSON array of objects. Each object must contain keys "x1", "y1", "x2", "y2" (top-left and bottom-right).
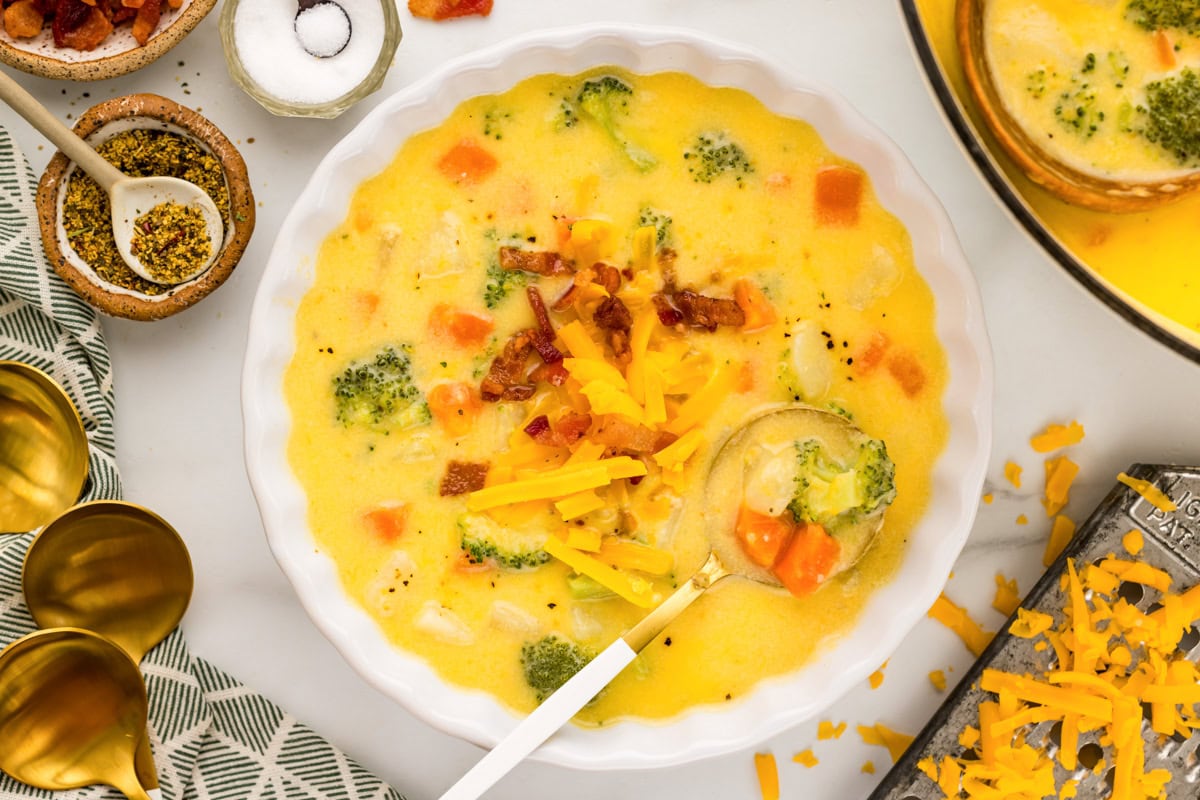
[
  {"x1": 637, "y1": 206, "x2": 673, "y2": 248},
  {"x1": 554, "y1": 97, "x2": 578, "y2": 130},
  {"x1": 458, "y1": 513, "x2": 550, "y2": 571},
  {"x1": 482, "y1": 107, "x2": 511, "y2": 141},
  {"x1": 1139, "y1": 68, "x2": 1200, "y2": 166},
  {"x1": 482, "y1": 230, "x2": 530, "y2": 309},
  {"x1": 333, "y1": 345, "x2": 430, "y2": 430},
  {"x1": 521, "y1": 634, "x2": 595, "y2": 703},
  {"x1": 576, "y1": 76, "x2": 657, "y2": 171},
  {"x1": 786, "y1": 437, "x2": 896, "y2": 528},
  {"x1": 1126, "y1": 0, "x2": 1200, "y2": 37},
  {"x1": 1052, "y1": 58, "x2": 1105, "y2": 139},
  {"x1": 684, "y1": 132, "x2": 754, "y2": 185}
]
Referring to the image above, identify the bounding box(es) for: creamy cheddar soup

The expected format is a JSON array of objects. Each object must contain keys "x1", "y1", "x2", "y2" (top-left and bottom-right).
[
  {"x1": 285, "y1": 70, "x2": 948, "y2": 723},
  {"x1": 984, "y1": 0, "x2": 1200, "y2": 180}
]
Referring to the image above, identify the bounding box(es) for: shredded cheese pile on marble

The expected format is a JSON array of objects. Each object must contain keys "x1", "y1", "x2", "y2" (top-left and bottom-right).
[{"x1": 917, "y1": 551, "x2": 1200, "y2": 800}]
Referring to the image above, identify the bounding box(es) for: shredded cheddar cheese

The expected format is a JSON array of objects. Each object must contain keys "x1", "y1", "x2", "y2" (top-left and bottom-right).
[
  {"x1": 1004, "y1": 461, "x2": 1023, "y2": 488},
  {"x1": 1122, "y1": 529, "x2": 1145, "y2": 556},
  {"x1": 992, "y1": 573, "x2": 1020, "y2": 617},
  {"x1": 858, "y1": 723, "x2": 915, "y2": 764},
  {"x1": 982, "y1": 492, "x2": 994, "y2": 505},
  {"x1": 817, "y1": 720, "x2": 847, "y2": 740},
  {"x1": 793, "y1": 749, "x2": 819, "y2": 767},
  {"x1": 920, "y1": 555, "x2": 1200, "y2": 800},
  {"x1": 861, "y1": 761, "x2": 876, "y2": 775},
  {"x1": 1042, "y1": 514, "x2": 1076, "y2": 567},
  {"x1": 754, "y1": 752, "x2": 779, "y2": 800},
  {"x1": 1116, "y1": 472, "x2": 1178, "y2": 512},
  {"x1": 1042, "y1": 455, "x2": 1080, "y2": 517},
  {"x1": 930, "y1": 669, "x2": 948, "y2": 692},
  {"x1": 1017, "y1": 513, "x2": 1029, "y2": 525},
  {"x1": 1029, "y1": 421, "x2": 1084, "y2": 453},
  {"x1": 869, "y1": 661, "x2": 888, "y2": 689},
  {"x1": 928, "y1": 593, "x2": 994, "y2": 657},
  {"x1": 542, "y1": 535, "x2": 654, "y2": 608}
]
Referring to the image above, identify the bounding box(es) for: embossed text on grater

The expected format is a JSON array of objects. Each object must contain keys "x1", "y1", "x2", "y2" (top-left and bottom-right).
[{"x1": 869, "y1": 464, "x2": 1200, "y2": 800}]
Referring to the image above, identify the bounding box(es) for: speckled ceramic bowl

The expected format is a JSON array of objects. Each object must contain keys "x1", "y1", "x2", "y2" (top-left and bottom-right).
[
  {"x1": 36, "y1": 94, "x2": 254, "y2": 322},
  {"x1": 0, "y1": 0, "x2": 216, "y2": 81}
]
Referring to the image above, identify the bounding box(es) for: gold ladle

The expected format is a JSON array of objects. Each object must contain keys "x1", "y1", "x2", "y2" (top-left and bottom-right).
[
  {"x1": 0, "y1": 360, "x2": 88, "y2": 534},
  {"x1": 437, "y1": 405, "x2": 888, "y2": 800},
  {"x1": 0, "y1": 627, "x2": 153, "y2": 800},
  {"x1": 23, "y1": 500, "x2": 195, "y2": 791}
]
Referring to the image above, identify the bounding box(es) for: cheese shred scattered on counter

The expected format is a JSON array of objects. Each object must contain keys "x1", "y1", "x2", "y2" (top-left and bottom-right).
[
  {"x1": 928, "y1": 592, "x2": 994, "y2": 657},
  {"x1": 754, "y1": 752, "x2": 779, "y2": 800}
]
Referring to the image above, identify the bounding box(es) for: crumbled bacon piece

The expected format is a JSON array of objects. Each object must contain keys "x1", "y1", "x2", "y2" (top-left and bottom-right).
[
  {"x1": 524, "y1": 415, "x2": 554, "y2": 444},
  {"x1": 499, "y1": 246, "x2": 573, "y2": 277},
  {"x1": 551, "y1": 264, "x2": 621, "y2": 311},
  {"x1": 439, "y1": 461, "x2": 490, "y2": 496},
  {"x1": 592, "y1": 263, "x2": 622, "y2": 294},
  {"x1": 529, "y1": 361, "x2": 569, "y2": 387},
  {"x1": 555, "y1": 411, "x2": 592, "y2": 446},
  {"x1": 480, "y1": 329, "x2": 534, "y2": 401},
  {"x1": 525, "y1": 287, "x2": 563, "y2": 364},
  {"x1": 499, "y1": 384, "x2": 535, "y2": 401},
  {"x1": 652, "y1": 294, "x2": 684, "y2": 327},
  {"x1": 669, "y1": 289, "x2": 746, "y2": 331},
  {"x1": 591, "y1": 418, "x2": 660, "y2": 454},
  {"x1": 593, "y1": 295, "x2": 632, "y2": 332}
]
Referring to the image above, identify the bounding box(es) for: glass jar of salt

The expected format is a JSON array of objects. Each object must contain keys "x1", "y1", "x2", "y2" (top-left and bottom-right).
[{"x1": 219, "y1": 0, "x2": 402, "y2": 119}]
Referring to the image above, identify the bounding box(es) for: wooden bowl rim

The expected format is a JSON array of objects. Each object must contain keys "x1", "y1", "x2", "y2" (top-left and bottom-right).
[
  {"x1": 0, "y1": 0, "x2": 217, "y2": 82},
  {"x1": 35, "y1": 93, "x2": 255, "y2": 322}
]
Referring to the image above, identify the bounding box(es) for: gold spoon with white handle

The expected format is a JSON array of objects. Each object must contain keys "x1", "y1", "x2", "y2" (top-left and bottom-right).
[
  {"x1": 437, "y1": 405, "x2": 888, "y2": 800},
  {"x1": 0, "y1": 628, "x2": 154, "y2": 800},
  {"x1": 23, "y1": 500, "x2": 195, "y2": 793},
  {"x1": 0, "y1": 68, "x2": 224, "y2": 285},
  {"x1": 0, "y1": 361, "x2": 88, "y2": 534}
]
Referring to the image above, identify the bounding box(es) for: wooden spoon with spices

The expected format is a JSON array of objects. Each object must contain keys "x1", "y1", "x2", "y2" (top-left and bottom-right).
[{"x1": 0, "y1": 68, "x2": 224, "y2": 285}]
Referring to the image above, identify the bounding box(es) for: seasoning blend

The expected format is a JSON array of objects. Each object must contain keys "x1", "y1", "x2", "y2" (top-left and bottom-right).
[{"x1": 219, "y1": 0, "x2": 402, "y2": 118}]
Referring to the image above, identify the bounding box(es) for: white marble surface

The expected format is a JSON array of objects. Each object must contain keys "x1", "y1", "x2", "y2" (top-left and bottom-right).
[{"x1": 4, "y1": 2, "x2": 1200, "y2": 798}]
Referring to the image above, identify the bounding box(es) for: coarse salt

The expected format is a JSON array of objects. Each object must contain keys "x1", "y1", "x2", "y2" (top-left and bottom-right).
[
  {"x1": 233, "y1": 0, "x2": 384, "y2": 106},
  {"x1": 295, "y1": 2, "x2": 352, "y2": 58}
]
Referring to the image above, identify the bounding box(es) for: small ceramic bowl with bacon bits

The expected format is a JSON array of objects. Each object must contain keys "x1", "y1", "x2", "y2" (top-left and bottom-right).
[{"x1": 0, "y1": 0, "x2": 216, "y2": 81}]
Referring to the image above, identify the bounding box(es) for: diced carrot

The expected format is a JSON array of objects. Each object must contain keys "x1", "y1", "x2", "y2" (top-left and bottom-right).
[
  {"x1": 437, "y1": 139, "x2": 498, "y2": 185},
  {"x1": 408, "y1": 0, "x2": 493, "y2": 20},
  {"x1": 815, "y1": 165, "x2": 864, "y2": 227},
  {"x1": 736, "y1": 362, "x2": 756, "y2": 394},
  {"x1": 354, "y1": 291, "x2": 381, "y2": 318},
  {"x1": 428, "y1": 382, "x2": 481, "y2": 437},
  {"x1": 887, "y1": 350, "x2": 926, "y2": 396},
  {"x1": 733, "y1": 279, "x2": 777, "y2": 332},
  {"x1": 362, "y1": 503, "x2": 409, "y2": 543},
  {"x1": 855, "y1": 331, "x2": 890, "y2": 373},
  {"x1": 735, "y1": 505, "x2": 795, "y2": 568},
  {"x1": 772, "y1": 522, "x2": 840, "y2": 597},
  {"x1": 1155, "y1": 30, "x2": 1176, "y2": 70},
  {"x1": 428, "y1": 303, "x2": 495, "y2": 348}
]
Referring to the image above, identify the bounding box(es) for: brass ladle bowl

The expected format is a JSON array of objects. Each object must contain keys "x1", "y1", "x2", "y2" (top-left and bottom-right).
[
  {"x1": 0, "y1": 360, "x2": 89, "y2": 534},
  {"x1": 957, "y1": 0, "x2": 1200, "y2": 212},
  {"x1": 0, "y1": 628, "x2": 153, "y2": 800},
  {"x1": 23, "y1": 500, "x2": 195, "y2": 791}
]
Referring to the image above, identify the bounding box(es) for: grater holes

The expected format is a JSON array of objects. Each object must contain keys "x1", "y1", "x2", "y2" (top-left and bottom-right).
[
  {"x1": 1077, "y1": 742, "x2": 1104, "y2": 770},
  {"x1": 1048, "y1": 720, "x2": 1063, "y2": 747},
  {"x1": 1178, "y1": 625, "x2": 1200, "y2": 653},
  {"x1": 1116, "y1": 580, "x2": 1144, "y2": 605}
]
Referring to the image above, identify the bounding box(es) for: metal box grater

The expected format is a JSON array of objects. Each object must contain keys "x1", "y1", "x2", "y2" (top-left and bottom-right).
[{"x1": 869, "y1": 464, "x2": 1200, "y2": 800}]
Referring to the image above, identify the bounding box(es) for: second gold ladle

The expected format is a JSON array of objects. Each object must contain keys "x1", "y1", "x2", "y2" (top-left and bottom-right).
[
  {"x1": 22, "y1": 500, "x2": 195, "y2": 791},
  {"x1": 0, "y1": 628, "x2": 153, "y2": 800}
]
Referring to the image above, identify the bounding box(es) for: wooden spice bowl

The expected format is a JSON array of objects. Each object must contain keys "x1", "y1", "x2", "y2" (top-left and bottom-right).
[
  {"x1": 956, "y1": 0, "x2": 1200, "y2": 213},
  {"x1": 0, "y1": 0, "x2": 216, "y2": 81},
  {"x1": 35, "y1": 94, "x2": 254, "y2": 321}
]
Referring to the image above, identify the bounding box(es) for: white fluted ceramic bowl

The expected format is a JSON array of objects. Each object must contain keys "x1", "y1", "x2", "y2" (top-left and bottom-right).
[{"x1": 242, "y1": 24, "x2": 993, "y2": 769}]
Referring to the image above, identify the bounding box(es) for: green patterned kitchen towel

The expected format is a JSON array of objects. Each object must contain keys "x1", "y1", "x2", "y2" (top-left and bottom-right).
[{"x1": 0, "y1": 126, "x2": 404, "y2": 800}]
